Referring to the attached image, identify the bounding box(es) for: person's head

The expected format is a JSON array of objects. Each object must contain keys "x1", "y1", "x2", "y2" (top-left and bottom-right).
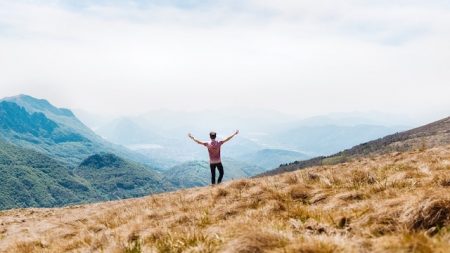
[{"x1": 209, "y1": 131, "x2": 217, "y2": 140}]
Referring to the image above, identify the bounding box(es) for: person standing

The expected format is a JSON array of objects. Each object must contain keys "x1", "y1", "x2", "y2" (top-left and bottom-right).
[{"x1": 188, "y1": 130, "x2": 239, "y2": 184}]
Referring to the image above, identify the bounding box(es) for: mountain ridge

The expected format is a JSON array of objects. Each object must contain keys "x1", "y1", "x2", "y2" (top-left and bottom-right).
[
  {"x1": 236, "y1": 148, "x2": 310, "y2": 170},
  {"x1": 260, "y1": 116, "x2": 450, "y2": 177},
  {"x1": 2, "y1": 94, "x2": 75, "y2": 117},
  {"x1": 0, "y1": 95, "x2": 158, "y2": 167}
]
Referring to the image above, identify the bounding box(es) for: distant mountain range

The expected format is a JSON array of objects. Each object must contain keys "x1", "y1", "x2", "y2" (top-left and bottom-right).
[
  {"x1": 89, "y1": 109, "x2": 408, "y2": 169},
  {"x1": 269, "y1": 124, "x2": 403, "y2": 155},
  {"x1": 96, "y1": 116, "x2": 264, "y2": 165},
  {"x1": 236, "y1": 149, "x2": 310, "y2": 170},
  {"x1": 260, "y1": 116, "x2": 450, "y2": 177}
]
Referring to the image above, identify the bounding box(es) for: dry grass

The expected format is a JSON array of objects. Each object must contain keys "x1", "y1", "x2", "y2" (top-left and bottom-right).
[{"x1": 0, "y1": 146, "x2": 449, "y2": 252}]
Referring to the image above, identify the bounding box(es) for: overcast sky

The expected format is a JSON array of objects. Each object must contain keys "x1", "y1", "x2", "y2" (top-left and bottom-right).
[{"x1": 1, "y1": 0, "x2": 449, "y2": 119}]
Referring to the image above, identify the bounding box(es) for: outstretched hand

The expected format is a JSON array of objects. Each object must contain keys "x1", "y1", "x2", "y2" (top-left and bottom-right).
[
  {"x1": 234, "y1": 130, "x2": 239, "y2": 135},
  {"x1": 188, "y1": 133, "x2": 194, "y2": 139}
]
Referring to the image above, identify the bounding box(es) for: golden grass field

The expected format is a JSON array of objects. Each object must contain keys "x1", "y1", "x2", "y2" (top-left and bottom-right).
[{"x1": 0, "y1": 145, "x2": 449, "y2": 253}]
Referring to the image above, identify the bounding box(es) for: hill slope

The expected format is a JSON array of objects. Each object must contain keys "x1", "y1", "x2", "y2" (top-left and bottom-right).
[
  {"x1": 75, "y1": 153, "x2": 173, "y2": 200},
  {"x1": 0, "y1": 139, "x2": 173, "y2": 210},
  {"x1": 0, "y1": 139, "x2": 101, "y2": 210},
  {"x1": 261, "y1": 116, "x2": 450, "y2": 176},
  {"x1": 0, "y1": 145, "x2": 449, "y2": 252},
  {"x1": 0, "y1": 95, "x2": 155, "y2": 167}
]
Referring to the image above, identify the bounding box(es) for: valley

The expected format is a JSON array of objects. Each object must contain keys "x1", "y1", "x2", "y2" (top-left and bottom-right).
[{"x1": 1, "y1": 142, "x2": 448, "y2": 252}]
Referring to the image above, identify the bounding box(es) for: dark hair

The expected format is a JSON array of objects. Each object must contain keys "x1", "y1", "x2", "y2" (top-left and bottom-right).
[{"x1": 209, "y1": 131, "x2": 216, "y2": 139}]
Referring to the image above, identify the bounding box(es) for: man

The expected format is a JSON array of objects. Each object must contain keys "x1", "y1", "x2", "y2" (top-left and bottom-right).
[{"x1": 188, "y1": 130, "x2": 239, "y2": 185}]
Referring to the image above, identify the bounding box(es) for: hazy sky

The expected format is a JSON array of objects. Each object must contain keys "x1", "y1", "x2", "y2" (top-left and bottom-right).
[{"x1": 1, "y1": 0, "x2": 449, "y2": 118}]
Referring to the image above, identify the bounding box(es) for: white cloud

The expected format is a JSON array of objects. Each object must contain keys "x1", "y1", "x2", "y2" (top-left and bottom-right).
[{"x1": 0, "y1": 0, "x2": 449, "y2": 118}]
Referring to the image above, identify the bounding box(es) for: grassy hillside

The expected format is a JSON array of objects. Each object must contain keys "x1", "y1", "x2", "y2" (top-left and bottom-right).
[
  {"x1": 0, "y1": 145, "x2": 448, "y2": 252},
  {"x1": 262, "y1": 116, "x2": 450, "y2": 176}
]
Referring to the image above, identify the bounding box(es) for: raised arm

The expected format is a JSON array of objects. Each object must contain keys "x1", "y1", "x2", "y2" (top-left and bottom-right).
[
  {"x1": 222, "y1": 130, "x2": 239, "y2": 144},
  {"x1": 188, "y1": 133, "x2": 207, "y2": 146}
]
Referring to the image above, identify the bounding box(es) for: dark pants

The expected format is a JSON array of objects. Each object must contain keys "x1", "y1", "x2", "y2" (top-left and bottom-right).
[{"x1": 210, "y1": 162, "x2": 224, "y2": 184}]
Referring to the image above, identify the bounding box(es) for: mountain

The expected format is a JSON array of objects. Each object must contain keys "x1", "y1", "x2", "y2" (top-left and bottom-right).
[
  {"x1": 0, "y1": 139, "x2": 101, "y2": 210},
  {"x1": 0, "y1": 136, "x2": 173, "y2": 210},
  {"x1": 163, "y1": 158, "x2": 265, "y2": 188},
  {"x1": 261, "y1": 116, "x2": 450, "y2": 176},
  {"x1": 75, "y1": 153, "x2": 173, "y2": 200},
  {"x1": 96, "y1": 115, "x2": 265, "y2": 169},
  {"x1": 237, "y1": 149, "x2": 310, "y2": 170},
  {"x1": 93, "y1": 109, "x2": 408, "y2": 166},
  {"x1": 1, "y1": 138, "x2": 448, "y2": 252},
  {"x1": 0, "y1": 100, "x2": 89, "y2": 165},
  {"x1": 268, "y1": 124, "x2": 405, "y2": 156},
  {"x1": 0, "y1": 95, "x2": 154, "y2": 167},
  {"x1": 72, "y1": 109, "x2": 115, "y2": 131},
  {"x1": 0, "y1": 95, "x2": 180, "y2": 210},
  {"x1": 96, "y1": 117, "x2": 164, "y2": 145},
  {"x1": 279, "y1": 111, "x2": 415, "y2": 127}
]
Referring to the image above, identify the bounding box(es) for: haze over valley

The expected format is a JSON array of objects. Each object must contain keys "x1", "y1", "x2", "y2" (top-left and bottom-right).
[
  {"x1": 0, "y1": 93, "x2": 427, "y2": 210},
  {"x1": 75, "y1": 106, "x2": 412, "y2": 169}
]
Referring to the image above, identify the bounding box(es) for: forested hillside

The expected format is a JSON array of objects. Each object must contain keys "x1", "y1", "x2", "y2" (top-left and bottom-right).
[{"x1": 0, "y1": 139, "x2": 100, "y2": 210}]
